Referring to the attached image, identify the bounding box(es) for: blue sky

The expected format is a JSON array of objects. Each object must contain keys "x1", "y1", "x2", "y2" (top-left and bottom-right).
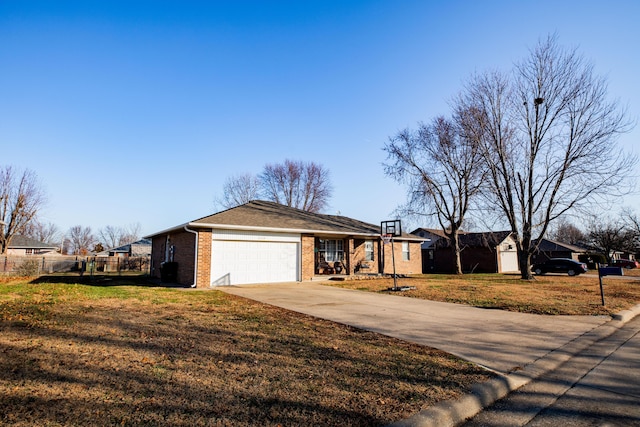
[{"x1": 1, "y1": 1, "x2": 639, "y2": 237}]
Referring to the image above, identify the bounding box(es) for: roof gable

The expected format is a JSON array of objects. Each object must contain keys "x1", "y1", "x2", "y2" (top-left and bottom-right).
[{"x1": 535, "y1": 238, "x2": 588, "y2": 253}]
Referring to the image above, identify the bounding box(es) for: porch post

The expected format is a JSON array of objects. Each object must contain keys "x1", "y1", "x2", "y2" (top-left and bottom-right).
[{"x1": 346, "y1": 237, "x2": 355, "y2": 275}]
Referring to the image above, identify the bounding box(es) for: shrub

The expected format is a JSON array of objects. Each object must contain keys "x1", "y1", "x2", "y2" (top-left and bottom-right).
[{"x1": 16, "y1": 259, "x2": 40, "y2": 276}]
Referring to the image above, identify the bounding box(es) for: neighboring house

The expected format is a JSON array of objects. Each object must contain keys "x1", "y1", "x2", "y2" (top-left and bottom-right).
[
  {"x1": 614, "y1": 251, "x2": 637, "y2": 262},
  {"x1": 412, "y1": 228, "x2": 519, "y2": 273},
  {"x1": 531, "y1": 238, "x2": 588, "y2": 263},
  {"x1": 96, "y1": 239, "x2": 152, "y2": 258},
  {"x1": 94, "y1": 238, "x2": 152, "y2": 272},
  {"x1": 146, "y1": 200, "x2": 424, "y2": 287},
  {"x1": 4, "y1": 235, "x2": 59, "y2": 256}
]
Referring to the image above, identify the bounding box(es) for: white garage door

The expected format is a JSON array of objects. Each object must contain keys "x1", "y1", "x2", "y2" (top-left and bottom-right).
[{"x1": 210, "y1": 237, "x2": 300, "y2": 286}]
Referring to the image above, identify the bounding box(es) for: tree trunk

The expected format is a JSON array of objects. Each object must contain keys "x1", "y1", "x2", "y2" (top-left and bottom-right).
[
  {"x1": 518, "y1": 251, "x2": 533, "y2": 280},
  {"x1": 517, "y1": 234, "x2": 534, "y2": 280},
  {"x1": 448, "y1": 228, "x2": 463, "y2": 275}
]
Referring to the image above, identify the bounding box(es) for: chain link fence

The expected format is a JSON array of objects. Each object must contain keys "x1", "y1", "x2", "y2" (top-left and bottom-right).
[{"x1": 0, "y1": 255, "x2": 151, "y2": 277}]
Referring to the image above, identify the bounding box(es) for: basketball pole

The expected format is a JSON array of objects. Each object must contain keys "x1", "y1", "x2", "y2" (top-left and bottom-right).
[{"x1": 390, "y1": 235, "x2": 398, "y2": 290}]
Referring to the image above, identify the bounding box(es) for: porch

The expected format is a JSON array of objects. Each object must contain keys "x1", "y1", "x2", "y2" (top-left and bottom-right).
[{"x1": 313, "y1": 236, "x2": 379, "y2": 277}]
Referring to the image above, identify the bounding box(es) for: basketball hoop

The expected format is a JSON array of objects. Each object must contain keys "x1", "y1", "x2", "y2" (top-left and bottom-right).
[{"x1": 381, "y1": 234, "x2": 392, "y2": 245}]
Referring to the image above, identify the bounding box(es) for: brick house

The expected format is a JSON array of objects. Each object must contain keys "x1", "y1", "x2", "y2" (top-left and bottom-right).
[
  {"x1": 531, "y1": 238, "x2": 588, "y2": 264},
  {"x1": 412, "y1": 228, "x2": 519, "y2": 273},
  {"x1": 146, "y1": 200, "x2": 423, "y2": 287},
  {"x1": 5, "y1": 235, "x2": 59, "y2": 256}
]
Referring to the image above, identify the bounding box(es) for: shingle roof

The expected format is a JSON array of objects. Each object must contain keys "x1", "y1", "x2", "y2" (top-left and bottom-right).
[
  {"x1": 149, "y1": 200, "x2": 422, "y2": 240},
  {"x1": 434, "y1": 231, "x2": 512, "y2": 248},
  {"x1": 411, "y1": 228, "x2": 513, "y2": 248},
  {"x1": 8, "y1": 235, "x2": 58, "y2": 249},
  {"x1": 535, "y1": 238, "x2": 588, "y2": 253},
  {"x1": 412, "y1": 228, "x2": 447, "y2": 239}
]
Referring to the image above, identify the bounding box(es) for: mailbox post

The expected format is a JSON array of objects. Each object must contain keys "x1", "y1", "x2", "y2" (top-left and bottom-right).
[{"x1": 597, "y1": 265, "x2": 624, "y2": 306}]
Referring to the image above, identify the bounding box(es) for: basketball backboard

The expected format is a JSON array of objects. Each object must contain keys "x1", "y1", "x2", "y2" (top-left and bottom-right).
[{"x1": 380, "y1": 220, "x2": 402, "y2": 237}]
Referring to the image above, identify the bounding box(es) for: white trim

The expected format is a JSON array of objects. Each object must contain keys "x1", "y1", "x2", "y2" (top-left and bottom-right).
[
  {"x1": 193, "y1": 222, "x2": 379, "y2": 237},
  {"x1": 145, "y1": 221, "x2": 426, "y2": 242},
  {"x1": 212, "y1": 229, "x2": 300, "y2": 243}
]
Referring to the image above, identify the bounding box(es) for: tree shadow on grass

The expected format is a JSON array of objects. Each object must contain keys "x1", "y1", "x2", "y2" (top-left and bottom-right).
[{"x1": 29, "y1": 274, "x2": 190, "y2": 288}]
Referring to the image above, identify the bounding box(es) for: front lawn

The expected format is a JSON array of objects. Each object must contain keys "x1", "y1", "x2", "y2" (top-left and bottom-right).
[
  {"x1": 0, "y1": 277, "x2": 492, "y2": 426},
  {"x1": 328, "y1": 273, "x2": 640, "y2": 315}
]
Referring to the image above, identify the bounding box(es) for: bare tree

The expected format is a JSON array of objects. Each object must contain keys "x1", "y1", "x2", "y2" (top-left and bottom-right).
[
  {"x1": 68, "y1": 225, "x2": 95, "y2": 255},
  {"x1": 98, "y1": 225, "x2": 121, "y2": 249},
  {"x1": 620, "y1": 208, "x2": 640, "y2": 252},
  {"x1": 22, "y1": 219, "x2": 61, "y2": 245},
  {"x1": 384, "y1": 116, "x2": 485, "y2": 274},
  {"x1": 215, "y1": 173, "x2": 261, "y2": 209},
  {"x1": 547, "y1": 219, "x2": 587, "y2": 245},
  {"x1": 260, "y1": 160, "x2": 332, "y2": 213},
  {"x1": 587, "y1": 218, "x2": 635, "y2": 262},
  {"x1": 0, "y1": 166, "x2": 47, "y2": 254},
  {"x1": 120, "y1": 223, "x2": 141, "y2": 245},
  {"x1": 458, "y1": 36, "x2": 635, "y2": 279},
  {"x1": 98, "y1": 223, "x2": 142, "y2": 249}
]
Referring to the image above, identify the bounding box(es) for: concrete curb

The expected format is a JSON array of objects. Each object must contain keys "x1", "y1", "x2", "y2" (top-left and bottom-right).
[
  {"x1": 388, "y1": 303, "x2": 640, "y2": 427},
  {"x1": 612, "y1": 303, "x2": 640, "y2": 322}
]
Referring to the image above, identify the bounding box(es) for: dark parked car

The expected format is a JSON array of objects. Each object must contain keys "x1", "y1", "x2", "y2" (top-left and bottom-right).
[
  {"x1": 611, "y1": 259, "x2": 640, "y2": 269},
  {"x1": 532, "y1": 258, "x2": 588, "y2": 276}
]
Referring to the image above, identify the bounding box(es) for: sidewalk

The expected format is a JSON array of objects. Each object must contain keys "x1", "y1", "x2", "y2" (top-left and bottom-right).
[
  {"x1": 462, "y1": 316, "x2": 640, "y2": 426},
  {"x1": 219, "y1": 282, "x2": 640, "y2": 426}
]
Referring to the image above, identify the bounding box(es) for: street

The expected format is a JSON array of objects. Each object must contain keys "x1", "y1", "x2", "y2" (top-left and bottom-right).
[{"x1": 462, "y1": 316, "x2": 640, "y2": 426}]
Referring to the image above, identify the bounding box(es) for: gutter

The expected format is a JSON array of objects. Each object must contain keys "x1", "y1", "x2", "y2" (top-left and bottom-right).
[
  {"x1": 183, "y1": 225, "x2": 198, "y2": 288},
  {"x1": 146, "y1": 222, "x2": 426, "y2": 242},
  {"x1": 187, "y1": 223, "x2": 426, "y2": 241}
]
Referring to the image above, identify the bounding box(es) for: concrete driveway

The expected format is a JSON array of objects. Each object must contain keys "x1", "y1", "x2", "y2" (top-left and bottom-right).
[{"x1": 219, "y1": 282, "x2": 608, "y2": 374}]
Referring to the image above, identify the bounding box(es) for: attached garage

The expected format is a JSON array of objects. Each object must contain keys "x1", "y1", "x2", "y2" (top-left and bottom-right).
[
  {"x1": 210, "y1": 230, "x2": 300, "y2": 285},
  {"x1": 147, "y1": 200, "x2": 424, "y2": 288}
]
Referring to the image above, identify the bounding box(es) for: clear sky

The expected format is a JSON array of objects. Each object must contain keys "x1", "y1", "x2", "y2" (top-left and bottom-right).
[{"x1": 1, "y1": 0, "x2": 639, "y2": 237}]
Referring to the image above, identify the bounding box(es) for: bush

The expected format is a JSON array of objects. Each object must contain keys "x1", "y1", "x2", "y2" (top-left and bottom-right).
[{"x1": 16, "y1": 259, "x2": 39, "y2": 276}]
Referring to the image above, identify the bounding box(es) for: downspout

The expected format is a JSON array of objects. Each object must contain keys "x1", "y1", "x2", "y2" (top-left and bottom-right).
[{"x1": 184, "y1": 225, "x2": 198, "y2": 288}]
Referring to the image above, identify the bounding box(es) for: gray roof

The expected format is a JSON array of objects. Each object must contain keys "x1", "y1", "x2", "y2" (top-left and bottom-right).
[
  {"x1": 412, "y1": 228, "x2": 513, "y2": 248},
  {"x1": 535, "y1": 238, "x2": 588, "y2": 253},
  {"x1": 149, "y1": 200, "x2": 423, "y2": 240},
  {"x1": 97, "y1": 239, "x2": 151, "y2": 256},
  {"x1": 436, "y1": 231, "x2": 513, "y2": 248},
  {"x1": 8, "y1": 235, "x2": 58, "y2": 249}
]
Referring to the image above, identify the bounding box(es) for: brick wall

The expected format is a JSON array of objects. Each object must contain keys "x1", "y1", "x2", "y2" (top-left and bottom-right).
[
  {"x1": 351, "y1": 238, "x2": 379, "y2": 274},
  {"x1": 301, "y1": 234, "x2": 315, "y2": 281},
  {"x1": 149, "y1": 230, "x2": 196, "y2": 286},
  {"x1": 195, "y1": 229, "x2": 212, "y2": 288},
  {"x1": 150, "y1": 237, "x2": 165, "y2": 280},
  {"x1": 381, "y1": 240, "x2": 422, "y2": 275}
]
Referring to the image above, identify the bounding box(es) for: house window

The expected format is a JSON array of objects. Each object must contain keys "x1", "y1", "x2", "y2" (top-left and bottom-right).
[
  {"x1": 25, "y1": 249, "x2": 34, "y2": 255},
  {"x1": 402, "y1": 241, "x2": 410, "y2": 261},
  {"x1": 318, "y1": 239, "x2": 344, "y2": 262},
  {"x1": 365, "y1": 240, "x2": 374, "y2": 261}
]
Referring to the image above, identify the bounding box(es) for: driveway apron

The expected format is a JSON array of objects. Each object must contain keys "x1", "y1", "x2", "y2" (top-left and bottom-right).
[{"x1": 218, "y1": 282, "x2": 608, "y2": 374}]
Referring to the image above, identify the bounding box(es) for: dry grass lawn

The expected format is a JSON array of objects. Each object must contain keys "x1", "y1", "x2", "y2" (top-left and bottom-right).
[
  {"x1": 0, "y1": 276, "x2": 493, "y2": 427},
  {"x1": 329, "y1": 271, "x2": 640, "y2": 315}
]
